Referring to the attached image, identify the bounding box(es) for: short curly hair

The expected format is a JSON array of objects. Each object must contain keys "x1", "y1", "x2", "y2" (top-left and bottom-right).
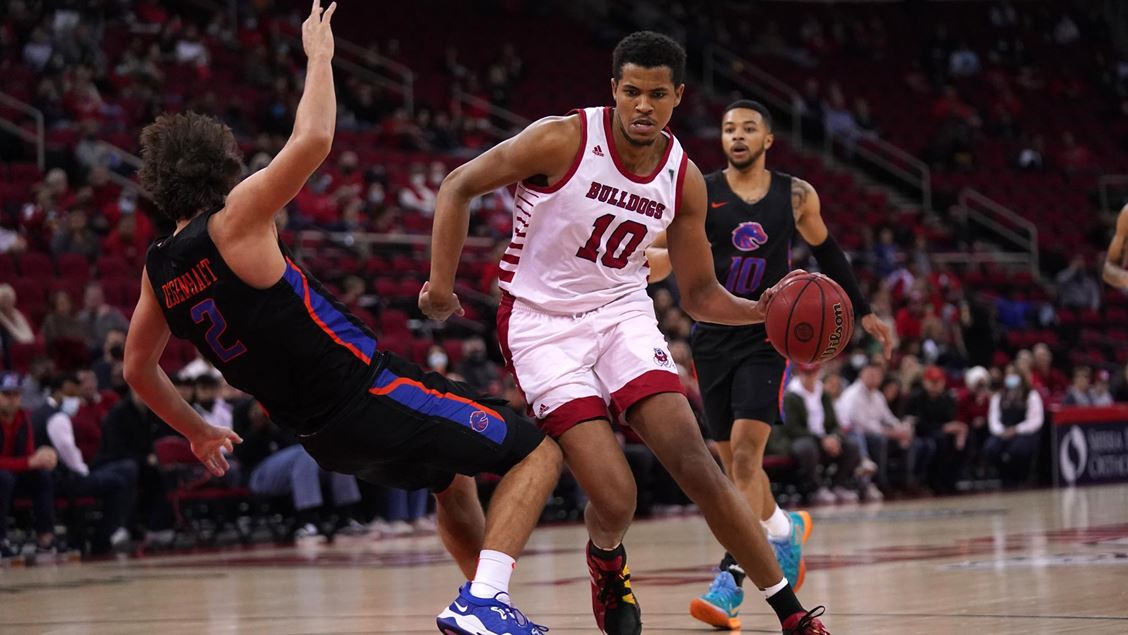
[
  {"x1": 138, "y1": 112, "x2": 244, "y2": 222},
  {"x1": 612, "y1": 31, "x2": 686, "y2": 86}
]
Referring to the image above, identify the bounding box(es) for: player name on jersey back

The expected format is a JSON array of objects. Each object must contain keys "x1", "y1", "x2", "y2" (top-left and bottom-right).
[{"x1": 498, "y1": 106, "x2": 687, "y2": 315}]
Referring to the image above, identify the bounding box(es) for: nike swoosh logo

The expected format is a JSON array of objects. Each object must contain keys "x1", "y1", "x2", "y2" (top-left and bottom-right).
[
  {"x1": 711, "y1": 201, "x2": 728, "y2": 208},
  {"x1": 454, "y1": 602, "x2": 468, "y2": 612}
]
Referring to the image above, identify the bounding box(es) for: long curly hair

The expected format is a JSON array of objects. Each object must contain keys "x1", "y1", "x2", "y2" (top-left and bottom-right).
[{"x1": 138, "y1": 112, "x2": 244, "y2": 222}]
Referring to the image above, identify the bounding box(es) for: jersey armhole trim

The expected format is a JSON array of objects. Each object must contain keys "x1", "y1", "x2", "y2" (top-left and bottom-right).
[
  {"x1": 673, "y1": 152, "x2": 689, "y2": 218},
  {"x1": 522, "y1": 109, "x2": 587, "y2": 194}
]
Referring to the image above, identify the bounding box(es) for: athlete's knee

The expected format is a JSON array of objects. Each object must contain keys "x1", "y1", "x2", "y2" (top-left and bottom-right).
[
  {"x1": 526, "y1": 437, "x2": 563, "y2": 472},
  {"x1": 587, "y1": 471, "x2": 637, "y2": 525},
  {"x1": 730, "y1": 444, "x2": 766, "y2": 484}
]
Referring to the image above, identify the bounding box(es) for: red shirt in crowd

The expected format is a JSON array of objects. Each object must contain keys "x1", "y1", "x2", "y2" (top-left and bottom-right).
[{"x1": 0, "y1": 410, "x2": 35, "y2": 472}]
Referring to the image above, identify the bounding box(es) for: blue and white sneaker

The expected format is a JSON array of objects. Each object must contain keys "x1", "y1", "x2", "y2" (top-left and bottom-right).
[
  {"x1": 689, "y1": 570, "x2": 744, "y2": 630},
  {"x1": 771, "y1": 510, "x2": 813, "y2": 591},
  {"x1": 437, "y1": 584, "x2": 548, "y2": 635}
]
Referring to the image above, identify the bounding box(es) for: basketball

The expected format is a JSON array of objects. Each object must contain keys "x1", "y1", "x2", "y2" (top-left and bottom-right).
[{"x1": 765, "y1": 274, "x2": 854, "y2": 364}]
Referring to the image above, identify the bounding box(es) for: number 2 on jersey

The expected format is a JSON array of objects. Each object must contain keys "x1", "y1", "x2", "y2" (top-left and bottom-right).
[
  {"x1": 575, "y1": 213, "x2": 648, "y2": 269},
  {"x1": 190, "y1": 299, "x2": 248, "y2": 363}
]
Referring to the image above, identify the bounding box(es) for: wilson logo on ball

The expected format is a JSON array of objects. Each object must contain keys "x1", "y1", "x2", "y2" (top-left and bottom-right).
[{"x1": 818, "y1": 303, "x2": 846, "y2": 361}]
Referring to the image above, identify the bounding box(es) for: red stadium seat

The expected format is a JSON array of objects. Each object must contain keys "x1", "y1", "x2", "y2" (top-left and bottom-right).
[
  {"x1": 56, "y1": 253, "x2": 91, "y2": 282},
  {"x1": 14, "y1": 251, "x2": 54, "y2": 279}
]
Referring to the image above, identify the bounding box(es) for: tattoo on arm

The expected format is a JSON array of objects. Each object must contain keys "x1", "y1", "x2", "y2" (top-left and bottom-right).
[{"x1": 791, "y1": 178, "x2": 812, "y2": 212}]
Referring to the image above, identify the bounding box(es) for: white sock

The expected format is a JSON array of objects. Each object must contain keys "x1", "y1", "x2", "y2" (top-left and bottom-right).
[
  {"x1": 469, "y1": 550, "x2": 516, "y2": 605},
  {"x1": 762, "y1": 504, "x2": 792, "y2": 540},
  {"x1": 760, "y1": 577, "x2": 788, "y2": 599}
]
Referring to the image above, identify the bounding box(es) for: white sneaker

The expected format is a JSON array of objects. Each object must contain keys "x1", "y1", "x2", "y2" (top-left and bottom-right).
[
  {"x1": 337, "y1": 519, "x2": 369, "y2": 537},
  {"x1": 411, "y1": 517, "x2": 437, "y2": 534},
  {"x1": 383, "y1": 520, "x2": 413, "y2": 536},
  {"x1": 295, "y1": 523, "x2": 321, "y2": 541},
  {"x1": 367, "y1": 518, "x2": 393, "y2": 537},
  {"x1": 856, "y1": 458, "x2": 878, "y2": 478},
  {"x1": 833, "y1": 486, "x2": 860, "y2": 504},
  {"x1": 812, "y1": 487, "x2": 837, "y2": 505},
  {"x1": 145, "y1": 529, "x2": 175, "y2": 547},
  {"x1": 863, "y1": 483, "x2": 885, "y2": 502},
  {"x1": 109, "y1": 527, "x2": 131, "y2": 548}
]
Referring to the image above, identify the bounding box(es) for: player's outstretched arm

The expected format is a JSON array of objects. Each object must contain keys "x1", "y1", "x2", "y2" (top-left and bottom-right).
[
  {"x1": 224, "y1": 0, "x2": 338, "y2": 230},
  {"x1": 123, "y1": 270, "x2": 241, "y2": 477},
  {"x1": 1103, "y1": 205, "x2": 1128, "y2": 289},
  {"x1": 667, "y1": 160, "x2": 803, "y2": 325},
  {"x1": 792, "y1": 177, "x2": 893, "y2": 358},
  {"x1": 421, "y1": 115, "x2": 582, "y2": 321}
]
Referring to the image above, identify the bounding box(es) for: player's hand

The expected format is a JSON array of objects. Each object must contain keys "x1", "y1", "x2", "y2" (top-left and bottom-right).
[
  {"x1": 862, "y1": 313, "x2": 894, "y2": 360},
  {"x1": 419, "y1": 281, "x2": 465, "y2": 322},
  {"x1": 751, "y1": 269, "x2": 809, "y2": 322},
  {"x1": 189, "y1": 425, "x2": 243, "y2": 477},
  {"x1": 302, "y1": 0, "x2": 337, "y2": 61}
]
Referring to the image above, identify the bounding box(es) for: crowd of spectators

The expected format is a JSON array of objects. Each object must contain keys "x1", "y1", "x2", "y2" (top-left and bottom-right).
[{"x1": 3, "y1": 0, "x2": 1128, "y2": 559}]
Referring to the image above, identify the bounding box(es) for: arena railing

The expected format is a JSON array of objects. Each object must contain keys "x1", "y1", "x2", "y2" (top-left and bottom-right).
[
  {"x1": 92, "y1": 141, "x2": 151, "y2": 200},
  {"x1": 957, "y1": 188, "x2": 1040, "y2": 278},
  {"x1": 0, "y1": 91, "x2": 45, "y2": 171},
  {"x1": 702, "y1": 45, "x2": 932, "y2": 214},
  {"x1": 450, "y1": 88, "x2": 531, "y2": 142}
]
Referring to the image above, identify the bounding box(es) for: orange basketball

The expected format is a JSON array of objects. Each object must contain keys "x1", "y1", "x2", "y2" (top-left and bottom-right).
[{"x1": 765, "y1": 274, "x2": 854, "y2": 364}]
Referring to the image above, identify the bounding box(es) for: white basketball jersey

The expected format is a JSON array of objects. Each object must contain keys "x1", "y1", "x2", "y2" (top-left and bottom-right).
[{"x1": 498, "y1": 106, "x2": 688, "y2": 315}]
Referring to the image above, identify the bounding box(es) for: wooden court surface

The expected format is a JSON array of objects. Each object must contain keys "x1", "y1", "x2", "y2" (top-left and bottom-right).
[{"x1": 3, "y1": 484, "x2": 1128, "y2": 634}]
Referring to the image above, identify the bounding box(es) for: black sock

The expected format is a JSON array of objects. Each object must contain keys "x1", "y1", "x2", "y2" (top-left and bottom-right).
[
  {"x1": 719, "y1": 552, "x2": 746, "y2": 587},
  {"x1": 765, "y1": 583, "x2": 804, "y2": 623},
  {"x1": 588, "y1": 541, "x2": 625, "y2": 560}
]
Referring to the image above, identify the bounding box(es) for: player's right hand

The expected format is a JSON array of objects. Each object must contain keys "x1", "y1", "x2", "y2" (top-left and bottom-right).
[
  {"x1": 419, "y1": 281, "x2": 465, "y2": 322},
  {"x1": 758, "y1": 268, "x2": 809, "y2": 312},
  {"x1": 302, "y1": 0, "x2": 337, "y2": 61},
  {"x1": 190, "y1": 425, "x2": 243, "y2": 477}
]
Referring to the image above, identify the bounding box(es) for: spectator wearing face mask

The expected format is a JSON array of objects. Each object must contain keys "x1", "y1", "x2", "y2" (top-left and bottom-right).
[
  {"x1": 985, "y1": 368, "x2": 1044, "y2": 487},
  {"x1": 93, "y1": 329, "x2": 127, "y2": 391},
  {"x1": 456, "y1": 337, "x2": 499, "y2": 392},
  {"x1": 31, "y1": 373, "x2": 136, "y2": 553}
]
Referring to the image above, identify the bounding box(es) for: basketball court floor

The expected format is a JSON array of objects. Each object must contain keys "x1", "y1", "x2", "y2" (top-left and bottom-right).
[{"x1": 4, "y1": 484, "x2": 1128, "y2": 634}]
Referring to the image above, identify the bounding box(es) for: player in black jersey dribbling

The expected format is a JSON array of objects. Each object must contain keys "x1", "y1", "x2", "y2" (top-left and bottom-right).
[
  {"x1": 686, "y1": 101, "x2": 893, "y2": 630},
  {"x1": 123, "y1": 4, "x2": 558, "y2": 634}
]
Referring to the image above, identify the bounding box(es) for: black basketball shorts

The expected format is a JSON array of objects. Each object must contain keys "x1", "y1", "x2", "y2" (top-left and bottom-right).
[
  {"x1": 300, "y1": 351, "x2": 545, "y2": 492},
  {"x1": 691, "y1": 329, "x2": 790, "y2": 442}
]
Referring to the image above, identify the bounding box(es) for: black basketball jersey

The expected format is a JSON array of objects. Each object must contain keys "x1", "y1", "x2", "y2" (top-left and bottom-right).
[
  {"x1": 694, "y1": 169, "x2": 796, "y2": 346},
  {"x1": 145, "y1": 209, "x2": 379, "y2": 433}
]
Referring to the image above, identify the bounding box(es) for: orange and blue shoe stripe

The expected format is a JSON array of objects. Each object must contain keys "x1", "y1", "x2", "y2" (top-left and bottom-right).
[
  {"x1": 283, "y1": 257, "x2": 377, "y2": 365},
  {"x1": 369, "y1": 369, "x2": 509, "y2": 445}
]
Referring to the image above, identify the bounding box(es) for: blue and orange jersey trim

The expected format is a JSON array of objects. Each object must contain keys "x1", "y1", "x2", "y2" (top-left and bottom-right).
[
  {"x1": 369, "y1": 369, "x2": 509, "y2": 445},
  {"x1": 777, "y1": 359, "x2": 792, "y2": 422},
  {"x1": 283, "y1": 257, "x2": 377, "y2": 365}
]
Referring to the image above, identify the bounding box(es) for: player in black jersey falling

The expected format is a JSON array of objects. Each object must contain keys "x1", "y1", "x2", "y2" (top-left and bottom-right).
[
  {"x1": 123, "y1": 4, "x2": 558, "y2": 634},
  {"x1": 686, "y1": 101, "x2": 893, "y2": 630}
]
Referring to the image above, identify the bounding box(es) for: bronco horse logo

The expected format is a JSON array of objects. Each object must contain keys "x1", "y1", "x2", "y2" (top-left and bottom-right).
[{"x1": 732, "y1": 221, "x2": 769, "y2": 252}]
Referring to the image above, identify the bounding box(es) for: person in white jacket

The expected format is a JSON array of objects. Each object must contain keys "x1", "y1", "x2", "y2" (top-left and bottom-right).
[
  {"x1": 836, "y1": 364, "x2": 915, "y2": 491},
  {"x1": 984, "y1": 367, "x2": 1044, "y2": 487}
]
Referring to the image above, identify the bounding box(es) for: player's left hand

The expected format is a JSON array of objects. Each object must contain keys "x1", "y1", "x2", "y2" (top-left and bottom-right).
[
  {"x1": 861, "y1": 313, "x2": 894, "y2": 360},
  {"x1": 419, "y1": 281, "x2": 465, "y2": 322},
  {"x1": 752, "y1": 269, "x2": 809, "y2": 322},
  {"x1": 189, "y1": 425, "x2": 243, "y2": 477}
]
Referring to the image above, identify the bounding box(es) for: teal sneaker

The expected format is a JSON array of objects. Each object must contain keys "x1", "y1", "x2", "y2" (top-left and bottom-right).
[
  {"x1": 771, "y1": 510, "x2": 813, "y2": 591},
  {"x1": 689, "y1": 570, "x2": 744, "y2": 630}
]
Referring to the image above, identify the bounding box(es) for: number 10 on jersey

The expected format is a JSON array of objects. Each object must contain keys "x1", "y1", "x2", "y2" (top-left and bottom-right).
[{"x1": 725, "y1": 256, "x2": 766, "y2": 295}]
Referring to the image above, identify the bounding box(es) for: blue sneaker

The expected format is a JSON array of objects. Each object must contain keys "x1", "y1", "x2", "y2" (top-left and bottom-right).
[
  {"x1": 689, "y1": 570, "x2": 744, "y2": 630},
  {"x1": 437, "y1": 584, "x2": 548, "y2": 635},
  {"x1": 771, "y1": 510, "x2": 813, "y2": 591}
]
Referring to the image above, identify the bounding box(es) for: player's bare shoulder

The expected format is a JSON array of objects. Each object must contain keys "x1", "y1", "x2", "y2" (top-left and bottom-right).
[
  {"x1": 790, "y1": 177, "x2": 817, "y2": 212},
  {"x1": 516, "y1": 113, "x2": 585, "y2": 184}
]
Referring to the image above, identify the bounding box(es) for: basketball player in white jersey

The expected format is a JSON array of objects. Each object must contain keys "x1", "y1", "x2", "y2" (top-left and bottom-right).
[
  {"x1": 421, "y1": 32, "x2": 830, "y2": 635},
  {"x1": 1103, "y1": 203, "x2": 1128, "y2": 289}
]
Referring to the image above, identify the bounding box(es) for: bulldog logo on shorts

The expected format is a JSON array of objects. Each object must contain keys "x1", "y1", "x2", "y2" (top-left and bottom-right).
[
  {"x1": 469, "y1": 410, "x2": 490, "y2": 432},
  {"x1": 654, "y1": 348, "x2": 671, "y2": 367}
]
